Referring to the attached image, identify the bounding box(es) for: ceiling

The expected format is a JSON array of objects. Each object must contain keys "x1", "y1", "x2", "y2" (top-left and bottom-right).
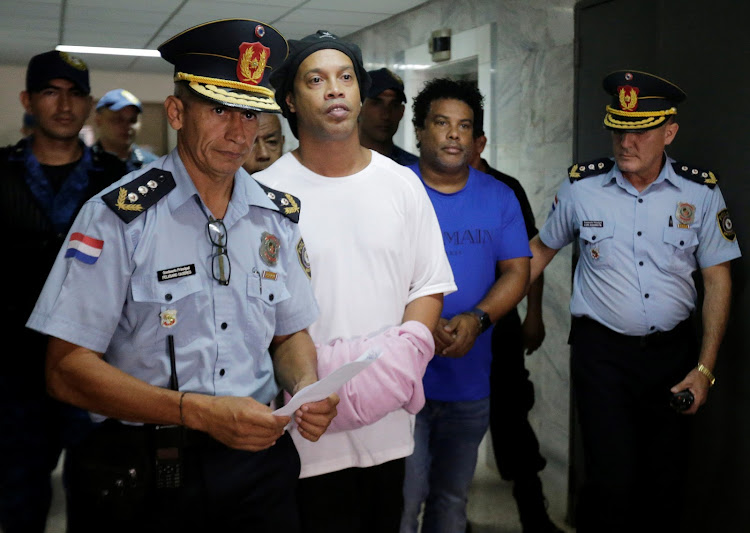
[{"x1": 0, "y1": 0, "x2": 427, "y2": 74}]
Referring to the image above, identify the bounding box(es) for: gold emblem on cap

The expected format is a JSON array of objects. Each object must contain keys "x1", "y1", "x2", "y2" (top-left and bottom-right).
[
  {"x1": 59, "y1": 51, "x2": 87, "y2": 71},
  {"x1": 618, "y1": 86, "x2": 639, "y2": 111},
  {"x1": 238, "y1": 42, "x2": 269, "y2": 86}
]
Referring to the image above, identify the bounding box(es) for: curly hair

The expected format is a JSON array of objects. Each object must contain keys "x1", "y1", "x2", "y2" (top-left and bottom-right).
[{"x1": 411, "y1": 78, "x2": 484, "y2": 138}]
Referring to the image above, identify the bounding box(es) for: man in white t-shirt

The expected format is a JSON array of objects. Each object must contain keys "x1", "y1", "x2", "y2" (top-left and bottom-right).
[{"x1": 255, "y1": 30, "x2": 456, "y2": 533}]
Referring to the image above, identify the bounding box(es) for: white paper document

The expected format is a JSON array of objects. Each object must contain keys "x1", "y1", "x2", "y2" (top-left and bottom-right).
[{"x1": 273, "y1": 347, "x2": 382, "y2": 418}]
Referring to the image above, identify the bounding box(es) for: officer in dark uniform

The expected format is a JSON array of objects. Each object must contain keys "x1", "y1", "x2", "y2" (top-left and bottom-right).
[
  {"x1": 0, "y1": 50, "x2": 123, "y2": 533},
  {"x1": 26, "y1": 19, "x2": 338, "y2": 533},
  {"x1": 529, "y1": 70, "x2": 741, "y2": 532}
]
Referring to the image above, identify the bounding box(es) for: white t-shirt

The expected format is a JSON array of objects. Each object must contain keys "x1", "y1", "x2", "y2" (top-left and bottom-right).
[{"x1": 256, "y1": 150, "x2": 456, "y2": 477}]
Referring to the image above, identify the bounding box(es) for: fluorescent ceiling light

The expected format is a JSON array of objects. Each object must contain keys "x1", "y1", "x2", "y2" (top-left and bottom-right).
[{"x1": 55, "y1": 45, "x2": 161, "y2": 58}]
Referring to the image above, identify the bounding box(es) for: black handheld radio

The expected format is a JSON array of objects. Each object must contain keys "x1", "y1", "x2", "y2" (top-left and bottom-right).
[{"x1": 155, "y1": 335, "x2": 184, "y2": 489}]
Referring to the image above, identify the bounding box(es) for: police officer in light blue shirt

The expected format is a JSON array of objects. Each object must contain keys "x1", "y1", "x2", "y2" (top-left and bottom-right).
[
  {"x1": 26, "y1": 19, "x2": 338, "y2": 533},
  {"x1": 529, "y1": 70, "x2": 740, "y2": 533}
]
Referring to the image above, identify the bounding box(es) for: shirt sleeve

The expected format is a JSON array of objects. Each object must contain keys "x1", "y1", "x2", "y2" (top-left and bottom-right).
[
  {"x1": 538, "y1": 176, "x2": 579, "y2": 250},
  {"x1": 405, "y1": 173, "x2": 457, "y2": 303},
  {"x1": 272, "y1": 220, "x2": 320, "y2": 336},
  {"x1": 26, "y1": 200, "x2": 134, "y2": 352},
  {"x1": 695, "y1": 184, "x2": 742, "y2": 268},
  {"x1": 496, "y1": 185, "x2": 532, "y2": 261}
]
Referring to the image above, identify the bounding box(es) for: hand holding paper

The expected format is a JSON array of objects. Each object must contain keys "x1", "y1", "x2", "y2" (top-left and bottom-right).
[{"x1": 273, "y1": 348, "x2": 381, "y2": 423}]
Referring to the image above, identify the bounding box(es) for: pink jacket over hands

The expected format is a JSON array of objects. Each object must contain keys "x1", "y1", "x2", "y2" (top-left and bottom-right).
[{"x1": 306, "y1": 320, "x2": 435, "y2": 432}]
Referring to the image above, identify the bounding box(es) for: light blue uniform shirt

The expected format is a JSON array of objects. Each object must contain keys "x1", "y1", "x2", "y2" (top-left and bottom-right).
[
  {"x1": 540, "y1": 155, "x2": 741, "y2": 335},
  {"x1": 27, "y1": 150, "x2": 318, "y2": 420}
]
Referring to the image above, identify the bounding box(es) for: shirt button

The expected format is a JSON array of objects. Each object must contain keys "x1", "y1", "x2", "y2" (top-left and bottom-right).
[
  {"x1": 221, "y1": 322, "x2": 228, "y2": 330},
  {"x1": 639, "y1": 261, "x2": 644, "y2": 266},
  {"x1": 219, "y1": 369, "x2": 225, "y2": 376},
  {"x1": 591, "y1": 236, "x2": 596, "y2": 241},
  {"x1": 269, "y1": 294, "x2": 275, "y2": 301},
  {"x1": 165, "y1": 293, "x2": 172, "y2": 301},
  {"x1": 650, "y1": 326, "x2": 656, "y2": 331},
  {"x1": 680, "y1": 240, "x2": 684, "y2": 246},
  {"x1": 637, "y1": 231, "x2": 642, "y2": 236},
  {"x1": 645, "y1": 293, "x2": 650, "y2": 298},
  {"x1": 638, "y1": 198, "x2": 643, "y2": 203}
]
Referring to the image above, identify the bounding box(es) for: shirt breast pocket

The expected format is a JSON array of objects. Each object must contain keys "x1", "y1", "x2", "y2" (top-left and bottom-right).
[
  {"x1": 579, "y1": 222, "x2": 615, "y2": 269},
  {"x1": 245, "y1": 273, "x2": 292, "y2": 350},
  {"x1": 662, "y1": 227, "x2": 699, "y2": 272},
  {"x1": 131, "y1": 275, "x2": 207, "y2": 347}
]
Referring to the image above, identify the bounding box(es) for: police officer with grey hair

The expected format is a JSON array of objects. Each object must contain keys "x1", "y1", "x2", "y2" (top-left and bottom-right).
[
  {"x1": 529, "y1": 70, "x2": 740, "y2": 532},
  {"x1": 27, "y1": 19, "x2": 338, "y2": 532}
]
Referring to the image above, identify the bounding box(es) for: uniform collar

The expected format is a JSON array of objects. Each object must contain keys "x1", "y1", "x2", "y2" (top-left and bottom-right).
[
  {"x1": 604, "y1": 152, "x2": 680, "y2": 191},
  {"x1": 164, "y1": 150, "x2": 279, "y2": 222}
]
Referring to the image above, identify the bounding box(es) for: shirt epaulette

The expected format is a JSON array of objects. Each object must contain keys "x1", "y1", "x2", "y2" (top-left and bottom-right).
[
  {"x1": 568, "y1": 158, "x2": 614, "y2": 183},
  {"x1": 671, "y1": 161, "x2": 718, "y2": 189},
  {"x1": 256, "y1": 181, "x2": 301, "y2": 223},
  {"x1": 102, "y1": 168, "x2": 175, "y2": 224}
]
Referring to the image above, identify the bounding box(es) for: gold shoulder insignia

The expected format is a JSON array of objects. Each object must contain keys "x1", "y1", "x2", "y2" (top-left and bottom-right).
[
  {"x1": 671, "y1": 161, "x2": 718, "y2": 189},
  {"x1": 256, "y1": 181, "x2": 301, "y2": 223},
  {"x1": 569, "y1": 158, "x2": 614, "y2": 183},
  {"x1": 102, "y1": 169, "x2": 175, "y2": 223}
]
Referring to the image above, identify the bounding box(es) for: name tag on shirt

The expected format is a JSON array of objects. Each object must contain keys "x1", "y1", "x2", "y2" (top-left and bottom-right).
[{"x1": 157, "y1": 264, "x2": 196, "y2": 282}]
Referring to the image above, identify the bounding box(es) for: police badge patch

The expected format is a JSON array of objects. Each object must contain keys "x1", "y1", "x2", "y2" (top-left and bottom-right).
[
  {"x1": 297, "y1": 238, "x2": 311, "y2": 279},
  {"x1": 260, "y1": 232, "x2": 280, "y2": 266},
  {"x1": 717, "y1": 208, "x2": 736, "y2": 241}
]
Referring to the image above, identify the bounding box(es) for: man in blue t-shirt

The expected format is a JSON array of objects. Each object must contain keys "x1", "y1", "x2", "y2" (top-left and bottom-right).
[{"x1": 400, "y1": 78, "x2": 531, "y2": 533}]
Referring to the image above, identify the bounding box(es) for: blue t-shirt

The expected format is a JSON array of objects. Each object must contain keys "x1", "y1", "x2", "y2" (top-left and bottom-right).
[{"x1": 409, "y1": 163, "x2": 531, "y2": 401}]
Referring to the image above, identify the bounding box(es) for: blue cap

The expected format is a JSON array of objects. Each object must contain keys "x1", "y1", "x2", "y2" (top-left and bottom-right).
[{"x1": 96, "y1": 89, "x2": 143, "y2": 112}]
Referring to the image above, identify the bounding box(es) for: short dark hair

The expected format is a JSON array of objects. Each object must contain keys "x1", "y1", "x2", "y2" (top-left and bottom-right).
[{"x1": 412, "y1": 78, "x2": 484, "y2": 138}]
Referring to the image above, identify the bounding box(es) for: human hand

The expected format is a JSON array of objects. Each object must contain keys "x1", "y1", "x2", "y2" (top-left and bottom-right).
[
  {"x1": 670, "y1": 368, "x2": 711, "y2": 415},
  {"x1": 295, "y1": 393, "x2": 339, "y2": 442},
  {"x1": 193, "y1": 394, "x2": 289, "y2": 451},
  {"x1": 438, "y1": 313, "x2": 480, "y2": 358},
  {"x1": 433, "y1": 317, "x2": 453, "y2": 355},
  {"x1": 522, "y1": 313, "x2": 546, "y2": 355}
]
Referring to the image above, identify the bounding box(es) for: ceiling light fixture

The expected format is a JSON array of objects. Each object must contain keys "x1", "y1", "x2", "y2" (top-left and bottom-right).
[{"x1": 55, "y1": 45, "x2": 161, "y2": 58}]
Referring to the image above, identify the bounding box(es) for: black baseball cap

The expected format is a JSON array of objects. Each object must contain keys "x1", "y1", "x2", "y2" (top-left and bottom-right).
[
  {"x1": 602, "y1": 70, "x2": 686, "y2": 131},
  {"x1": 366, "y1": 68, "x2": 406, "y2": 102},
  {"x1": 158, "y1": 19, "x2": 288, "y2": 112},
  {"x1": 270, "y1": 30, "x2": 371, "y2": 137},
  {"x1": 26, "y1": 50, "x2": 90, "y2": 95}
]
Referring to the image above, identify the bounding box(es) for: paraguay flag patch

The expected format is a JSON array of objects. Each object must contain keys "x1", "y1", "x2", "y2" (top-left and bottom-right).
[{"x1": 65, "y1": 232, "x2": 104, "y2": 264}]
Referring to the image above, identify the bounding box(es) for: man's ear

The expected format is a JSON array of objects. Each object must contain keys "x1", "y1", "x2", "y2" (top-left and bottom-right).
[
  {"x1": 475, "y1": 134, "x2": 488, "y2": 156},
  {"x1": 164, "y1": 95, "x2": 184, "y2": 131},
  {"x1": 664, "y1": 121, "x2": 679, "y2": 146},
  {"x1": 19, "y1": 91, "x2": 31, "y2": 114},
  {"x1": 285, "y1": 92, "x2": 296, "y2": 114}
]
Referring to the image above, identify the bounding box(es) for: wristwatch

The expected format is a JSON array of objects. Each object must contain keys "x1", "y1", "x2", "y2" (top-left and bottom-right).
[{"x1": 467, "y1": 307, "x2": 491, "y2": 334}]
